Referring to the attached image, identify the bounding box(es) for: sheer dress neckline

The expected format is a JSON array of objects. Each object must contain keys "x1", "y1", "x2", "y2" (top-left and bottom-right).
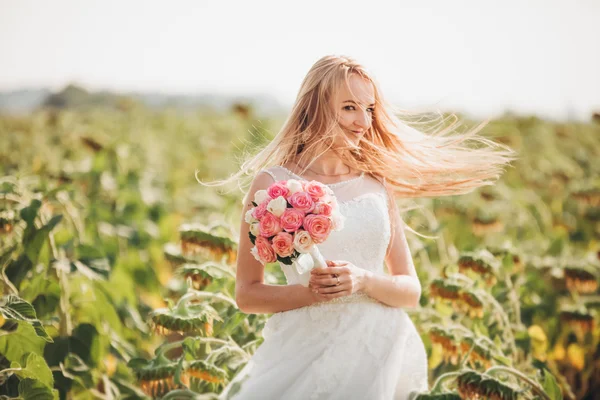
[{"x1": 276, "y1": 165, "x2": 365, "y2": 188}]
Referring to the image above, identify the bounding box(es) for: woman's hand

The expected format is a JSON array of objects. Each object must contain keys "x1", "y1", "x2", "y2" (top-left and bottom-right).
[{"x1": 308, "y1": 260, "x2": 369, "y2": 301}]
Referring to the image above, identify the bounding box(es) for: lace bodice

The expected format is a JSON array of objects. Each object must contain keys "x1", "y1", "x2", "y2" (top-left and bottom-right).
[{"x1": 260, "y1": 166, "x2": 392, "y2": 288}]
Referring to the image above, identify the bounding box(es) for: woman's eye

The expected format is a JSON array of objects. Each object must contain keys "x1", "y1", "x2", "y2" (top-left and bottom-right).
[{"x1": 343, "y1": 105, "x2": 375, "y2": 113}]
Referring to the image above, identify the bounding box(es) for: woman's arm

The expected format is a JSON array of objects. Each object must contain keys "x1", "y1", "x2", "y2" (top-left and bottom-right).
[
  {"x1": 360, "y1": 191, "x2": 421, "y2": 309},
  {"x1": 235, "y1": 171, "x2": 320, "y2": 314}
]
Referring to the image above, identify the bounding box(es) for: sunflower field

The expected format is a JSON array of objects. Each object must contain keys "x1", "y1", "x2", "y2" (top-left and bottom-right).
[{"x1": 0, "y1": 101, "x2": 598, "y2": 399}]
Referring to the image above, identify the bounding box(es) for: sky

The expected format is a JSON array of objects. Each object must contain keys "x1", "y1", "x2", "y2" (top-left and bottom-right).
[{"x1": 1, "y1": 0, "x2": 599, "y2": 121}]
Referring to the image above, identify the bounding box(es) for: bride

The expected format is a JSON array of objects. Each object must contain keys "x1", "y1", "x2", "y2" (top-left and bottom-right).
[{"x1": 211, "y1": 55, "x2": 515, "y2": 400}]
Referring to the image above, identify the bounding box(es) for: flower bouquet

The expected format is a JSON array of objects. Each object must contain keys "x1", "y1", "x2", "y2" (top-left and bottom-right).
[{"x1": 246, "y1": 179, "x2": 345, "y2": 287}]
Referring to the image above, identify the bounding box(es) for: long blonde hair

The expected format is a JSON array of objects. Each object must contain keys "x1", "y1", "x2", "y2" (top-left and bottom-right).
[{"x1": 198, "y1": 54, "x2": 517, "y2": 249}]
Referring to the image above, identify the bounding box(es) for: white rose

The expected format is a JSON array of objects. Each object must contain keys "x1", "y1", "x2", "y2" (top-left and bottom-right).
[
  {"x1": 320, "y1": 193, "x2": 337, "y2": 208},
  {"x1": 249, "y1": 222, "x2": 260, "y2": 236},
  {"x1": 286, "y1": 179, "x2": 303, "y2": 195},
  {"x1": 331, "y1": 210, "x2": 346, "y2": 231},
  {"x1": 267, "y1": 196, "x2": 287, "y2": 217},
  {"x1": 250, "y1": 246, "x2": 261, "y2": 262},
  {"x1": 245, "y1": 208, "x2": 257, "y2": 224},
  {"x1": 254, "y1": 189, "x2": 270, "y2": 204},
  {"x1": 293, "y1": 230, "x2": 314, "y2": 253}
]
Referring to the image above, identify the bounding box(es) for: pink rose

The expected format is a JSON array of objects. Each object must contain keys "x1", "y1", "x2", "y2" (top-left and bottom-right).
[
  {"x1": 259, "y1": 212, "x2": 282, "y2": 237},
  {"x1": 252, "y1": 200, "x2": 269, "y2": 220},
  {"x1": 271, "y1": 232, "x2": 294, "y2": 257},
  {"x1": 303, "y1": 214, "x2": 332, "y2": 244},
  {"x1": 288, "y1": 192, "x2": 315, "y2": 213},
  {"x1": 267, "y1": 181, "x2": 290, "y2": 199},
  {"x1": 313, "y1": 202, "x2": 333, "y2": 216},
  {"x1": 255, "y1": 236, "x2": 276, "y2": 263},
  {"x1": 304, "y1": 181, "x2": 327, "y2": 201},
  {"x1": 280, "y1": 208, "x2": 305, "y2": 232}
]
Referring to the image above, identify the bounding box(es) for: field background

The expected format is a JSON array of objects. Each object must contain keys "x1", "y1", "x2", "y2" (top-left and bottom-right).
[{"x1": 0, "y1": 87, "x2": 599, "y2": 399}]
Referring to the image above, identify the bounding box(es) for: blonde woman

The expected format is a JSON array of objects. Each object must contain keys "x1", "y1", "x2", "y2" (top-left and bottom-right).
[{"x1": 208, "y1": 55, "x2": 515, "y2": 399}]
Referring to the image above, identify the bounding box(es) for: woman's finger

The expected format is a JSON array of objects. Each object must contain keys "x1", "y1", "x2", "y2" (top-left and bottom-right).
[
  {"x1": 310, "y1": 277, "x2": 335, "y2": 287},
  {"x1": 313, "y1": 266, "x2": 347, "y2": 275},
  {"x1": 319, "y1": 290, "x2": 348, "y2": 299},
  {"x1": 315, "y1": 276, "x2": 341, "y2": 286},
  {"x1": 317, "y1": 284, "x2": 346, "y2": 294},
  {"x1": 311, "y1": 267, "x2": 332, "y2": 275}
]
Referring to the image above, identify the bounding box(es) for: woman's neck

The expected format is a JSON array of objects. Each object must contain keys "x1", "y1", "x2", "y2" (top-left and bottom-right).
[{"x1": 294, "y1": 151, "x2": 353, "y2": 176}]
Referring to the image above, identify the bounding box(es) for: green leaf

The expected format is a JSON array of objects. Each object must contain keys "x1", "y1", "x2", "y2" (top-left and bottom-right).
[
  {"x1": 0, "y1": 296, "x2": 52, "y2": 342},
  {"x1": 127, "y1": 357, "x2": 150, "y2": 369},
  {"x1": 74, "y1": 244, "x2": 110, "y2": 279},
  {"x1": 20, "y1": 200, "x2": 42, "y2": 225},
  {"x1": 4, "y1": 254, "x2": 34, "y2": 290},
  {"x1": 0, "y1": 322, "x2": 45, "y2": 363},
  {"x1": 31, "y1": 279, "x2": 60, "y2": 318},
  {"x1": 76, "y1": 244, "x2": 105, "y2": 259},
  {"x1": 2, "y1": 295, "x2": 38, "y2": 319},
  {"x1": 217, "y1": 311, "x2": 246, "y2": 336},
  {"x1": 69, "y1": 276, "x2": 125, "y2": 337},
  {"x1": 70, "y1": 323, "x2": 102, "y2": 367},
  {"x1": 276, "y1": 254, "x2": 292, "y2": 264},
  {"x1": 541, "y1": 368, "x2": 563, "y2": 400},
  {"x1": 60, "y1": 353, "x2": 95, "y2": 389},
  {"x1": 29, "y1": 321, "x2": 52, "y2": 342},
  {"x1": 23, "y1": 215, "x2": 63, "y2": 265},
  {"x1": 174, "y1": 356, "x2": 185, "y2": 386},
  {"x1": 18, "y1": 378, "x2": 59, "y2": 400},
  {"x1": 19, "y1": 275, "x2": 61, "y2": 318},
  {"x1": 11, "y1": 352, "x2": 54, "y2": 388},
  {"x1": 491, "y1": 354, "x2": 513, "y2": 367}
]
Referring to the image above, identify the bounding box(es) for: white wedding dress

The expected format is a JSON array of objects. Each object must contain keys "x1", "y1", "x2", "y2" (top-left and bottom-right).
[{"x1": 218, "y1": 166, "x2": 429, "y2": 400}]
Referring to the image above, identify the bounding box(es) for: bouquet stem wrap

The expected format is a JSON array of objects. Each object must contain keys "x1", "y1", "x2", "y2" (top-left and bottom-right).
[
  {"x1": 309, "y1": 245, "x2": 328, "y2": 269},
  {"x1": 291, "y1": 245, "x2": 327, "y2": 287}
]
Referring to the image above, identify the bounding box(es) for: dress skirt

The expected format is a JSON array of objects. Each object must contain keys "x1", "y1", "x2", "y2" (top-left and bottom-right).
[{"x1": 218, "y1": 293, "x2": 429, "y2": 400}]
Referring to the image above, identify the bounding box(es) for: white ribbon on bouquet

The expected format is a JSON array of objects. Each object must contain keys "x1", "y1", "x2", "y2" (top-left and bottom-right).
[{"x1": 292, "y1": 245, "x2": 327, "y2": 287}]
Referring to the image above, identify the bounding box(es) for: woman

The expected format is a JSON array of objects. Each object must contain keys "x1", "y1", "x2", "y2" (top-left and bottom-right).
[{"x1": 208, "y1": 55, "x2": 515, "y2": 399}]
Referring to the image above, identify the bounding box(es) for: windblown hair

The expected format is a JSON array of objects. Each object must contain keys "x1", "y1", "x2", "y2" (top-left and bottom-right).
[{"x1": 198, "y1": 54, "x2": 517, "y2": 245}]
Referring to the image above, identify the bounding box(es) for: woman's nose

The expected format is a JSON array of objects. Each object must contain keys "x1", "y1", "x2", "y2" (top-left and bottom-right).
[{"x1": 354, "y1": 110, "x2": 371, "y2": 129}]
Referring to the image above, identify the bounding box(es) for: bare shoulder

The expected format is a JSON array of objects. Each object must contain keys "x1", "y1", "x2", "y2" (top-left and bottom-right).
[
  {"x1": 242, "y1": 170, "x2": 276, "y2": 206},
  {"x1": 252, "y1": 170, "x2": 276, "y2": 191}
]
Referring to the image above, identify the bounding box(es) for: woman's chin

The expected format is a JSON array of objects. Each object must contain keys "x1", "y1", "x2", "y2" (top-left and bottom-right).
[
  {"x1": 342, "y1": 133, "x2": 361, "y2": 145},
  {"x1": 348, "y1": 135, "x2": 362, "y2": 145}
]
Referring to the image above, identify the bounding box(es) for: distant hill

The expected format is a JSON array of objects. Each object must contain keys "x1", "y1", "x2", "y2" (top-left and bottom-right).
[
  {"x1": 0, "y1": 88, "x2": 52, "y2": 113},
  {"x1": 0, "y1": 84, "x2": 286, "y2": 115}
]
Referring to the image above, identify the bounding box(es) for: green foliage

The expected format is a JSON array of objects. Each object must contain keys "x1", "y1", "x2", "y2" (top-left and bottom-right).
[
  {"x1": 0, "y1": 296, "x2": 52, "y2": 342},
  {"x1": 18, "y1": 378, "x2": 59, "y2": 400},
  {"x1": 11, "y1": 353, "x2": 54, "y2": 388},
  {"x1": 0, "y1": 107, "x2": 598, "y2": 398},
  {"x1": 0, "y1": 323, "x2": 46, "y2": 363}
]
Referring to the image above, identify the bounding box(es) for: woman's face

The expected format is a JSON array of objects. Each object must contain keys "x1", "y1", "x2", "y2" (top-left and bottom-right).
[{"x1": 331, "y1": 74, "x2": 375, "y2": 148}]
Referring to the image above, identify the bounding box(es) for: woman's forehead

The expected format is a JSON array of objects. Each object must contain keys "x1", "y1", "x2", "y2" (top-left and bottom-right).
[{"x1": 335, "y1": 75, "x2": 375, "y2": 105}]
